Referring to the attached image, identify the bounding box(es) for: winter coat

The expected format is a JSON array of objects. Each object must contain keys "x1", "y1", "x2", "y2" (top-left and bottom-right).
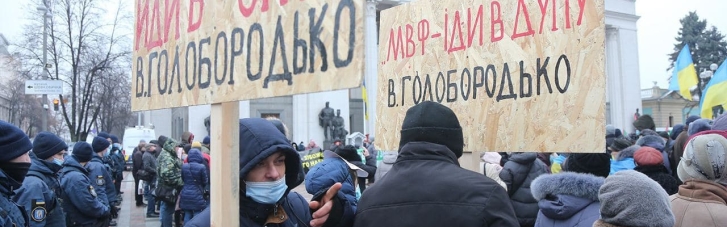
[
  {"x1": 185, "y1": 118, "x2": 355, "y2": 227},
  {"x1": 305, "y1": 156, "x2": 358, "y2": 211},
  {"x1": 0, "y1": 169, "x2": 28, "y2": 227},
  {"x1": 111, "y1": 148, "x2": 125, "y2": 178},
  {"x1": 354, "y1": 142, "x2": 519, "y2": 227},
  {"x1": 480, "y1": 162, "x2": 507, "y2": 190},
  {"x1": 634, "y1": 165, "x2": 678, "y2": 195},
  {"x1": 59, "y1": 156, "x2": 110, "y2": 226},
  {"x1": 87, "y1": 154, "x2": 116, "y2": 206},
  {"x1": 500, "y1": 152, "x2": 549, "y2": 227},
  {"x1": 179, "y1": 149, "x2": 208, "y2": 211},
  {"x1": 132, "y1": 148, "x2": 144, "y2": 177},
  {"x1": 373, "y1": 151, "x2": 396, "y2": 181},
  {"x1": 670, "y1": 180, "x2": 727, "y2": 227},
  {"x1": 609, "y1": 158, "x2": 636, "y2": 175},
  {"x1": 157, "y1": 138, "x2": 183, "y2": 190},
  {"x1": 142, "y1": 151, "x2": 158, "y2": 183},
  {"x1": 531, "y1": 172, "x2": 603, "y2": 227},
  {"x1": 13, "y1": 155, "x2": 65, "y2": 226}
]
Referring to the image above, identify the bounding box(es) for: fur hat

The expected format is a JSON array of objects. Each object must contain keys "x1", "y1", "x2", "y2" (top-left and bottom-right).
[
  {"x1": 399, "y1": 101, "x2": 463, "y2": 157},
  {"x1": 32, "y1": 132, "x2": 68, "y2": 160},
  {"x1": 636, "y1": 135, "x2": 666, "y2": 151},
  {"x1": 633, "y1": 115, "x2": 656, "y2": 131},
  {"x1": 713, "y1": 114, "x2": 727, "y2": 131},
  {"x1": 598, "y1": 170, "x2": 675, "y2": 227},
  {"x1": 609, "y1": 138, "x2": 632, "y2": 152},
  {"x1": 91, "y1": 136, "x2": 110, "y2": 153},
  {"x1": 616, "y1": 145, "x2": 640, "y2": 161},
  {"x1": 633, "y1": 147, "x2": 663, "y2": 166},
  {"x1": 685, "y1": 115, "x2": 701, "y2": 127},
  {"x1": 532, "y1": 172, "x2": 604, "y2": 202},
  {"x1": 671, "y1": 124, "x2": 685, "y2": 140},
  {"x1": 564, "y1": 153, "x2": 611, "y2": 178},
  {"x1": 0, "y1": 120, "x2": 32, "y2": 162},
  {"x1": 678, "y1": 132, "x2": 727, "y2": 184},
  {"x1": 688, "y1": 119, "x2": 713, "y2": 136}
]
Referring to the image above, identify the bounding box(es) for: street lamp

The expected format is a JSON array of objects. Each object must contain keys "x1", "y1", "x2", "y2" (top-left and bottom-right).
[{"x1": 37, "y1": 0, "x2": 51, "y2": 132}]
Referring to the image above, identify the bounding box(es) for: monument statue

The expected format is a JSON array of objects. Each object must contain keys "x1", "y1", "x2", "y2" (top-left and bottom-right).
[
  {"x1": 319, "y1": 102, "x2": 335, "y2": 140},
  {"x1": 331, "y1": 109, "x2": 348, "y2": 140},
  {"x1": 204, "y1": 116, "x2": 211, "y2": 134}
]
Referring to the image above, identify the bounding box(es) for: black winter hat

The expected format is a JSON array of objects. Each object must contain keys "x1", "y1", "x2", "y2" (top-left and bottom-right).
[
  {"x1": 157, "y1": 136, "x2": 168, "y2": 149},
  {"x1": 72, "y1": 142, "x2": 94, "y2": 162},
  {"x1": 110, "y1": 135, "x2": 120, "y2": 144},
  {"x1": 33, "y1": 132, "x2": 68, "y2": 160},
  {"x1": 92, "y1": 136, "x2": 110, "y2": 153},
  {"x1": 335, "y1": 145, "x2": 362, "y2": 162},
  {"x1": 0, "y1": 120, "x2": 32, "y2": 162},
  {"x1": 564, "y1": 153, "x2": 611, "y2": 178},
  {"x1": 609, "y1": 138, "x2": 632, "y2": 152},
  {"x1": 399, "y1": 101, "x2": 464, "y2": 157},
  {"x1": 183, "y1": 144, "x2": 192, "y2": 154},
  {"x1": 97, "y1": 132, "x2": 110, "y2": 140},
  {"x1": 633, "y1": 115, "x2": 656, "y2": 131}
]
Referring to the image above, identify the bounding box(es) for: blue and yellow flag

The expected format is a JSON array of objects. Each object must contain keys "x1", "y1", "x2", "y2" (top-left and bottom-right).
[
  {"x1": 669, "y1": 44, "x2": 699, "y2": 100},
  {"x1": 362, "y1": 79, "x2": 369, "y2": 121},
  {"x1": 700, "y1": 59, "x2": 727, "y2": 119}
]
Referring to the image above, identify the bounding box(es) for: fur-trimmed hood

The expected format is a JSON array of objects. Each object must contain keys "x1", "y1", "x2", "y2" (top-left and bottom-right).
[{"x1": 531, "y1": 172, "x2": 604, "y2": 201}]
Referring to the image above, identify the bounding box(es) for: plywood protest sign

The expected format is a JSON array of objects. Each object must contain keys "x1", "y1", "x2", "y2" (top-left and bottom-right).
[
  {"x1": 376, "y1": 0, "x2": 605, "y2": 153},
  {"x1": 132, "y1": 0, "x2": 365, "y2": 111},
  {"x1": 132, "y1": 0, "x2": 365, "y2": 226}
]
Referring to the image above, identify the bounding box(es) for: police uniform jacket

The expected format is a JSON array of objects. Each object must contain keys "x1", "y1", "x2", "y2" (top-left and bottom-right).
[
  {"x1": 13, "y1": 155, "x2": 65, "y2": 227},
  {"x1": 0, "y1": 169, "x2": 28, "y2": 227},
  {"x1": 59, "y1": 157, "x2": 109, "y2": 226},
  {"x1": 87, "y1": 155, "x2": 116, "y2": 206}
]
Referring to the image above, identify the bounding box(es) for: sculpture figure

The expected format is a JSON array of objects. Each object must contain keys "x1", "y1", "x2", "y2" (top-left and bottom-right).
[
  {"x1": 331, "y1": 109, "x2": 348, "y2": 140},
  {"x1": 319, "y1": 102, "x2": 335, "y2": 140}
]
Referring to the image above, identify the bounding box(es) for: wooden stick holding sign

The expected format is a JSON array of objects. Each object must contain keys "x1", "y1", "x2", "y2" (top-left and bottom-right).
[{"x1": 210, "y1": 102, "x2": 239, "y2": 227}]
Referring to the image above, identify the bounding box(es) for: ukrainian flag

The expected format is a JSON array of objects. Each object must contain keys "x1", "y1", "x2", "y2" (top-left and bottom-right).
[
  {"x1": 669, "y1": 44, "x2": 699, "y2": 100},
  {"x1": 362, "y1": 79, "x2": 369, "y2": 121},
  {"x1": 700, "y1": 60, "x2": 727, "y2": 119}
]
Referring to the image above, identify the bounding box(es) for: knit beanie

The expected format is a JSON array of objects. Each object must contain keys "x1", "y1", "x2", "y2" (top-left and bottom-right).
[
  {"x1": 714, "y1": 114, "x2": 727, "y2": 131},
  {"x1": 598, "y1": 170, "x2": 675, "y2": 227},
  {"x1": 670, "y1": 124, "x2": 685, "y2": 140},
  {"x1": 97, "y1": 132, "x2": 110, "y2": 140},
  {"x1": 685, "y1": 115, "x2": 701, "y2": 127},
  {"x1": 33, "y1": 132, "x2": 68, "y2": 160},
  {"x1": 633, "y1": 147, "x2": 663, "y2": 166},
  {"x1": 110, "y1": 135, "x2": 120, "y2": 144},
  {"x1": 202, "y1": 136, "x2": 210, "y2": 145},
  {"x1": 616, "y1": 145, "x2": 640, "y2": 161},
  {"x1": 92, "y1": 136, "x2": 110, "y2": 153},
  {"x1": 564, "y1": 153, "x2": 611, "y2": 178},
  {"x1": 399, "y1": 101, "x2": 463, "y2": 157},
  {"x1": 192, "y1": 141, "x2": 202, "y2": 148},
  {"x1": 609, "y1": 138, "x2": 632, "y2": 152},
  {"x1": 0, "y1": 120, "x2": 33, "y2": 162},
  {"x1": 72, "y1": 142, "x2": 94, "y2": 162},
  {"x1": 688, "y1": 119, "x2": 713, "y2": 136},
  {"x1": 678, "y1": 132, "x2": 727, "y2": 184}
]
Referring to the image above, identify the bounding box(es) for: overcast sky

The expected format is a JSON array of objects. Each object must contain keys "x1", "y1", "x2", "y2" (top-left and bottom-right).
[{"x1": 1, "y1": 0, "x2": 725, "y2": 89}]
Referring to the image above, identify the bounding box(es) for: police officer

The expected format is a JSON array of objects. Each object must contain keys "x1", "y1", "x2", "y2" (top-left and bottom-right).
[
  {"x1": 88, "y1": 137, "x2": 118, "y2": 226},
  {"x1": 108, "y1": 135, "x2": 124, "y2": 199},
  {"x1": 14, "y1": 132, "x2": 68, "y2": 226},
  {"x1": 60, "y1": 142, "x2": 110, "y2": 226},
  {"x1": 0, "y1": 120, "x2": 32, "y2": 227}
]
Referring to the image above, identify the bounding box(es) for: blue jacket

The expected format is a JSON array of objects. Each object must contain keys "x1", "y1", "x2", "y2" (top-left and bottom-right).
[
  {"x1": 531, "y1": 172, "x2": 604, "y2": 227},
  {"x1": 87, "y1": 154, "x2": 117, "y2": 206},
  {"x1": 13, "y1": 155, "x2": 65, "y2": 227},
  {"x1": 185, "y1": 118, "x2": 355, "y2": 227},
  {"x1": 59, "y1": 157, "x2": 109, "y2": 226},
  {"x1": 0, "y1": 169, "x2": 28, "y2": 227},
  {"x1": 180, "y1": 149, "x2": 208, "y2": 211},
  {"x1": 305, "y1": 157, "x2": 358, "y2": 211}
]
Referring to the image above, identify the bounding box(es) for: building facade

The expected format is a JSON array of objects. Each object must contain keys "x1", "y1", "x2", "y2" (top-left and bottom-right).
[
  {"x1": 0, "y1": 34, "x2": 14, "y2": 122},
  {"x1": 641, "y1": 83, "x2": 699, "y2": 130},
  {"x1": 140, "y1": 0, "x2": 643, "y2": 162}
]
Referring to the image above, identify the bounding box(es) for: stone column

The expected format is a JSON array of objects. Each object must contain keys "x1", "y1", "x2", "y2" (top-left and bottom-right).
[{"x1": 365, "y1": 0, "x2": 378, "y2": 138}]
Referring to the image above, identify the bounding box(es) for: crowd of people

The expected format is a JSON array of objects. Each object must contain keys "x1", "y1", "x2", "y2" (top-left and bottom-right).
[{"x1": 1, "y1": 101, "x2": 727, "y2": 227}]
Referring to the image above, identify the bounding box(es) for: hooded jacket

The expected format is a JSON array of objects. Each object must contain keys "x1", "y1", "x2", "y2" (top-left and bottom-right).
[
  {"x1": 670, "y1": 180, "x2": 727, "y2": 227},
  {"x1": 305, "y1": 157, "x2": 358, "y2": 211},
  {"x1": 59, "y1": 156, "x2": 110, "y2": 226},
  {"x1": 185, "y1": 118, "x2": 354, "y2": 227},
  {"x1": 480, "y1": 152, "x2": 507, "y2": 190},
  {"x1": 610, "y1": 145, "x2": 638, "y2": 175},
  {"x1": 157, "y1": 138, "x2": 183, "y2": 189},
  {"x1": 531, "y1": 172, "x2": 603, "y2": 227},
  {"x1": 354, "y1": 142, "x2": 519, "y2": 227},
  {"x1": 180, "y1": 149, "x2": 208, "y2": 211},
  {"x1": 13, "y1": 153, "x2": 65, "y2": 226},
  {"x1": 500, "y1": 152, "x2": 549, "y2": 227},
  {"x1": 373, "y1": 151, "x2": 397, "y2": 181}
]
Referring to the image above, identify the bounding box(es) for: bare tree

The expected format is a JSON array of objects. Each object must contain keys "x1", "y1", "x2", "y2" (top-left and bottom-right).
[
  {"x1": 0, "y1": 56, "x2": 48, "y2": 137},
  {"x1": 13, "y1": 0, "x2": 132, "y2": 141}
]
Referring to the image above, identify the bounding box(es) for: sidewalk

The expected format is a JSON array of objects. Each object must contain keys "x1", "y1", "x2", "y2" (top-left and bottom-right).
[{"x1": 118, "y1": 171, "x2": 160, "y2": 226}]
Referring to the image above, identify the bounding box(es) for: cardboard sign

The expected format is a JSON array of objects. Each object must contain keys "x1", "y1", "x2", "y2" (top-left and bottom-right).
[
  {"x1": 131, "y1": 0, "x2": 365, "y2": 111},
  {"x1": 376, "y1": 0, "x2": 606, "y2": 153}
]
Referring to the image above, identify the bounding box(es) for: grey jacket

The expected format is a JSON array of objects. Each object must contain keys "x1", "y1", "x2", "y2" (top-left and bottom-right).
[
  {"x1": 142, "y1": 151, "x2": 158, "y2": 182},
  {"x1": 374, "y1": 151, "x2": 397, "y2": 182},
  {"x1": 531, "y1": 172, "x2": 604, "y2": 227},
  {"x1": 500, "y1": 152, "x2": 548, "y2": 226}
]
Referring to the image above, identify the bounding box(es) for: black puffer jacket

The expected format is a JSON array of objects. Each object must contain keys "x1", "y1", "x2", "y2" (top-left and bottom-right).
[
  {"x1": 354, "y1": 142, "x2": 519, "y2": 227},
  {"x1": 499, "y1": 152, "x2": 548, "y2": 227}
]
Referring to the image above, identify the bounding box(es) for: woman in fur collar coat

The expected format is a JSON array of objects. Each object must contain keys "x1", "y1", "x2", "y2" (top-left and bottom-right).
[{"x1": 531, "y1": 172, "x2": 604, "y2": 227}]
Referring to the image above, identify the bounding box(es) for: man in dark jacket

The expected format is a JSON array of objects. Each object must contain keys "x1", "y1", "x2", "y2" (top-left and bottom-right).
[
  {"x1": 132, "y1": 140, "x2": 146, "y2": 206},
  {"x1": 500, "y1": 152, "x2": 549, "y2": 227},
  {"x1": 109, "y1": 135, "x2": 125, "y2": 197},
  {"x1": 185, "y1": 118, "x2": 355, "y2": 227},
  {"x1": 142, "y1": 143, "x2": 159, "y2": 218},
  {"x1": 353, "y1": 101, "x2": 519, "y2": 227},
  {"x1": 14, "y1": 132, "x2": 68, "y2": 226},
  {"x1": 0, "y1": 120, "x2": 33, "y2": 227},
  {"x1": 60, "y1": 142, "x2": 110, "y2": 226},
  {"x1": 87, "y1": 136, "x2": 119, "y2": 226}
]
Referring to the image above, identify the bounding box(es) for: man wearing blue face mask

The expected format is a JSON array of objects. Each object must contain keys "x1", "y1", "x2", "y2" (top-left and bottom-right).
[
  {"x1": 88, "y1": 136, "x2": 119, "y2": 226},
  {"x1": 185, "y1": 118, "x2": 355, "y2": 227},
  {"x1": 13, "y1": 131, "x2": 68, "y2": 226}
]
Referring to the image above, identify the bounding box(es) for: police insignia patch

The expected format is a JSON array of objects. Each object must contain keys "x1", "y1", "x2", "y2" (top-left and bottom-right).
[
  {"x1": 31, "y1": 200, "x2": 47, "y2": 222},
  {"x1": 96, "y1": 176, "x2": 105, "y2": 186}
]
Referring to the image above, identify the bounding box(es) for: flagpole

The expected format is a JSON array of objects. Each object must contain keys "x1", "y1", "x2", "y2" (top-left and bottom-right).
[{"x1": 363, "y1": 100, "x2": 368, "y2": 134}]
